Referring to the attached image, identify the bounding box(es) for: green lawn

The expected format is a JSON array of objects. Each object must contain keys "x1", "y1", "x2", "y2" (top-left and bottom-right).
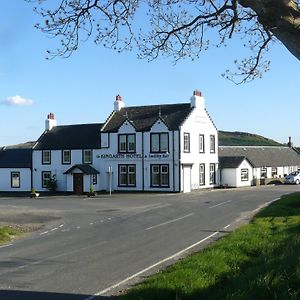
[
  {"x1": 0, "y1": 226, "x2": 22, "y2": 244},
  {"x1": 121, "y1": 193, "x2": 300, "y2": 300}
]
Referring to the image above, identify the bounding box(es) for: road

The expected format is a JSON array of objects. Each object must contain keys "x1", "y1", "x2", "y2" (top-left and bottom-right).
[{"x1": 0, "y1": 185, "x2": 299, "y2": 299}]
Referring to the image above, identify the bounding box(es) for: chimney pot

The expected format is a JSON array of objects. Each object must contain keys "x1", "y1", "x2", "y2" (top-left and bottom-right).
[
  {"x1": 116, "y1": 94, "x2": 122, "y2": 101},
  {"x1": 193, "y1": 90, "x2": 202, "y2": 97}
]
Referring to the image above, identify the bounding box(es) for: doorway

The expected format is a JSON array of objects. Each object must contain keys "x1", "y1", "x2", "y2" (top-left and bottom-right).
[{"x1": 73, "y1": 173, "x2": 83, "y2": 194}]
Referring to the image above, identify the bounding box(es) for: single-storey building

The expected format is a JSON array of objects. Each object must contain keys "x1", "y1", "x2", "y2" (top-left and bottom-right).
[
  {"x1": 0, "y1": 147, "x2": 32, "y2": 192},
  {"x1": 219, "y1": 146, "x2": 300, "y2": 186}
]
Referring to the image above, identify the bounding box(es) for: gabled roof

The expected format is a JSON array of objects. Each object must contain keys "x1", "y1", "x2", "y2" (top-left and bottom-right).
[
  {"x1": 219, "y1": 156, "x2": 253, "y2": 169},
  {"x1": 219, "y1": 146, "x2": 300, "y2": 168},
  {"x1": 64, "y1": 164, "x2": 99, "y2": 175},
  {"x1": 34, "y1": 123, "x2": 103, "y2": 150},
  {"x1": 101, "y1": 103, "x2": 193, "y2": 132},
  {"x1": 0, "y1": 148, "x2": 32, "y2": 168}
]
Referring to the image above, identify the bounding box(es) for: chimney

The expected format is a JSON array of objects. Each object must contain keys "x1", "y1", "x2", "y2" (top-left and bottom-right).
[
  {"x1": 45, "y1": 112, "x2": 57, "y2": 131},
  {"x1": 190, "y1": 90, "x2": 205, "y2": 110},
  {"x1": 114, "y1": 94, "x2": 125, "y2": 112},
  {"x1": 288, "y1": 136, "x2": 293, "y2": 148}
]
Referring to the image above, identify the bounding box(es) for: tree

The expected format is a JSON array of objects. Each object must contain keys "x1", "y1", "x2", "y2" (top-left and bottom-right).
[{"x1": 27, "y1": 0, "x2": 300, "y2": 83}]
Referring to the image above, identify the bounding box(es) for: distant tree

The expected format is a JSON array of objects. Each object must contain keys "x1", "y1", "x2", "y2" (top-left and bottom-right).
[{"x1": 27, "y1": 0, "x2": 300, "y2": 83}]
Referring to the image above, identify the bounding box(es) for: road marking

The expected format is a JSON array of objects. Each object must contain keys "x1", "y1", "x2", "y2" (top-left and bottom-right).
[
  {"x1": 209, "y1": 200, "x2": 232, "y2": 209},
  {"x1": 76, "y1": 226, "x2": 81, "y2": 229},
  {"x1": 223, "y1": 224, "x2": 231, "y2": 229},
  {"x1": 50, "y1": 227, "x2": 59, "y2": 232},
  {"x1": 0, "y1": 243, "x2": 13, "y2": 249},
  {"x1": 40, "y1": 231, "x2": 49, "y2": 236},
  {"x1": 84, "y1": 231, "x2": 219, "y2": 299},
  {"x1": 145, "y1": 213, "x2": 194, "y2": 231},
  {"x1": 59, "y1": 224, "x2": 64, "y2": 228},
  {"x1": 90, "y1": 222, "x2": 94, "y2": 225},
  {"x1": 61, "y1": 228, "x2": 70, "y2": 232}
]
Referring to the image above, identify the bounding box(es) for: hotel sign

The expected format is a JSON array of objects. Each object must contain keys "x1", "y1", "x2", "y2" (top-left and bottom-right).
[{"x1": 99, "y1": 153, "x2": 170, "y2": 159}]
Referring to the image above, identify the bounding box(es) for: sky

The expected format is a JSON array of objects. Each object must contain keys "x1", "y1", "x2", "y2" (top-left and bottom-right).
[{"x1": 0, "y1": 1, "x2": 299, "y2": 147}]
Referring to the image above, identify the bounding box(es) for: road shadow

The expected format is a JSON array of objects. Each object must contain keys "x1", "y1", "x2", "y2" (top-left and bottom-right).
[{"x1": 0, "y1": 290, "x2": 116, "y2": 300}]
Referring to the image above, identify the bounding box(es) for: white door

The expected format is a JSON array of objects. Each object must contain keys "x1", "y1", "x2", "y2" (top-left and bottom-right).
[{"x1": 183, "y1": 166, "x2": 191, "y2": 193}]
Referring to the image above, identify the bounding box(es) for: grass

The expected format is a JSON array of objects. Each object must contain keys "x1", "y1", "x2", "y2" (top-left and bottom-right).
[
  {"x1": 121, "y1": 193, "x2": 300, "y2": 300},
  {"x1": 0, "y1": 226, "x2": 22, "y2": 244}
]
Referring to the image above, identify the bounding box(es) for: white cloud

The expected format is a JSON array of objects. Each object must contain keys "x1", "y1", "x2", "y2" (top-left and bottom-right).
[{"x1": 0, "y1": 95, "x2": 33, "y2": 106}]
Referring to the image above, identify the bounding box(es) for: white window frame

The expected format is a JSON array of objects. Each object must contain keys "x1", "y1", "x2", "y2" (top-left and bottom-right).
[
  {"x1": 83, "y1": 149, "x2": 92, "y2": 164},
  {"x1": 118, "y1": 134, "x2": 136, "y2": 153},
  {"x1": 183, "y1": 133, "x2": 190, "y2": 153},
  {"x1": 62, "y1": 150, "x2": 71, "y2": 164},
  {"x1": 42, "y1": 150, "x2": 51, "y2": 164},
  {"x1": 150, "y1": 133, "x2": 169, "y2": 153},
  {"x1": 241, "y1": 169, "x2": 249, "y2": 181},
  {"x1": 199, "y1": 164, "x2": 205, "y2": 185},
  {"x1": 118, "y1": 164, "x2": 136, "y2": 187},
  {"x1": 199, "y1": 134, "x2": 205, "y2": 153},
  {"x1": 42, "y1": 171, "x2": 51, "y2": 188},
  {"x1": 210, "y1": 135, "x2": 216, "y2": 153},
  {"x1": 151, "y1": 164, "x2": 169, "y2": 187},
  {"x1": 209, "y1": 163, "x2": 216, "y2": 184},
  {"x1": 11, "y1": 172, "x2": 20, "y2": 188}
]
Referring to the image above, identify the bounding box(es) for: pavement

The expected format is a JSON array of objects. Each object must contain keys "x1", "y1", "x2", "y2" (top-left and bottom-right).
[{"x1": 0, "y1": 185, "x2": 299, "y2": 299}]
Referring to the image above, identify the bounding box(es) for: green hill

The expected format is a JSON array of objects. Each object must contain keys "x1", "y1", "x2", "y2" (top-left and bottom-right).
[{"x1": 219, "y1": 131, "x2": 284, "y2": 146}]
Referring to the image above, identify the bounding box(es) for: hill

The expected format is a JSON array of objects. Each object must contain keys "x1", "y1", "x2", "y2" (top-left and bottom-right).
[{"x1": 219, "y1": 131, "x2": 284, "y2": 146}]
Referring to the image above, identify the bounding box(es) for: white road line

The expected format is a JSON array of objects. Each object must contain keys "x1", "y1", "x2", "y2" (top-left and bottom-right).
[
  {"x1": 84, "y1": 231, "x2": 219, "y2": 300},
  {"x1": 61, "y1": 228, "x2": 70, "y2": 232},
  {"x1": 50, "y1": 227, "x2": 59, "y2": 232},
  {"x1": 145, "y1": 213, "x2": 194, "y2": 231},
  {"x1": 209, "y1": 200, "x2": 232, "y2": 209},
  {"x1": 90, "y1": 223, "x2": 94, "y2": 225},
  {"x1": 58, "y1": 224, "x2": 64, "y2": 228},
  {"x1": 76, "y1": 226, "x2": 81, "y2": 229},
  {"x1": 0, "y1": 243, "x2": 13, "y2": 249},
  {"x1": 40, "y1": 231, "x2": 49, "y2": 236},
  {"x1": 223, "y1": 224, "x2": 231, "y2": 229}
]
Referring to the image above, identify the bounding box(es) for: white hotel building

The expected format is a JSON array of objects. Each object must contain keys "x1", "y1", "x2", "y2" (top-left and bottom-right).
[{"x1": 31, "y1": 91, "x2": 219, "y2": 193}]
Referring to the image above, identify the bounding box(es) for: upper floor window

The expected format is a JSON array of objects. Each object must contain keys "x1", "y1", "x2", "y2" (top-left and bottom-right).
[
  {"x1": 42, "y1": 150, "x2": 51, "y2": 164},
  {"x1": 183, "y1": 133, "x2": 190, "y2": 153},
  {"x1": 118, "y1": 134, "x2": 136, "y2": 153},
  {"x1": 210, "y1": 135, "x2": 216, "y2": 153},
  {"x1": 199, "y1": 134, "x2": 205, "y2": 153},
  {"x1": 62, "y1": 150, "x2": 71, "y2": 164},
  {"x1": 151, "y1": 133, "x2": 169, "y2": 153},
  {"x1": 83, "y1": 149, "x2": 92, "y2": 164},
  {"x1": 261, "y1": 167, "x2": 267, "y2": 178},
  {"x1": 272, "y1": 167, "x2": 277, "y2": 177},
  {"x1": 11, "y1": 172, "x2": 20, "y2": 188}
]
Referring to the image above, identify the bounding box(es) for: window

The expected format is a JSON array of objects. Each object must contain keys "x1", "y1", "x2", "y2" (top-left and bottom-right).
[
  {"x1": 42, "y1": 150, "x2": 51, "y2": 164},
  {"x1": 83, "y1": 149, "x2": 92, "y2": 164},
  {"x1": 11, "y1": 172, "x2": 20, "y2": 188},
  {"x1": 199, "y1": 164, "x2": 205, "y2": 185},
  {"x1": 118, "y1": 134, "x2": 136, "y2": 153},
  {"x1": 151, "y1": 164, "x2": 169, "y2": 187},
  {"x1": 199, "y1": 134, "x2": 205, "y2": 153},
  {"x1": 62, "y1": 150, "x2": 71, "y2": 164},
  {"x1": 241, "y1": 169, "x2": 249, "y2": 181},
  {"x1": 150, "y1": 133, "x2": 169, "y2": 153},
  {"x1": 209, "y1": 163, "x2": 216, "y2": 184},
  {"x1": 118, "y1": 164, "x2": 136, "y2": 187},
  {"x1": 272, "y1": 167, "x2": 277, "y2": 177},
  {"x1": 42, "y1": 171, "x2": 51, "y2": 188},
  {"x1": 183, "y1": 133, "x2": 190, "y2": 153},
  {"x1": 92, "y1": 174, "x2": 97, "y2": 185},
  {"x1": 261, "y1": 167, "x2": 267, "y2": 178},
  {"x1": 210, "y1": 135, "x2": 216, "y2": 153}
]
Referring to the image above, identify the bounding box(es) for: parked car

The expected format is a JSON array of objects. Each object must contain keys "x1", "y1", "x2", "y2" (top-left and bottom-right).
[{"x1": 284, "y1": 171, "x2": 300, "y2": 184}]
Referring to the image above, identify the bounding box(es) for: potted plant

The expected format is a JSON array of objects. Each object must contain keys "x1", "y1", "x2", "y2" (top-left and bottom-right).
[
  {"x1": 30, "y1": 188, "x2": 39, "y2": 198},
  {"x1": 88, "y1": 185, "x2": 96, "y2": 197}
]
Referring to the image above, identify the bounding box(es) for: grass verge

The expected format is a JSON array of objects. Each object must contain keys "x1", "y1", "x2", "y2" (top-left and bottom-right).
[
  {"x1": 121, "y1": 193, "x2": 300, "y2": 300},
  {"x1": 0, "y1": 226, "x2": 23, "y2": 244}
]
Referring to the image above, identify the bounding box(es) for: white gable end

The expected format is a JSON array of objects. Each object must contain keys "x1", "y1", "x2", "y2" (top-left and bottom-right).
[
  {"x1": 118, "y1": 120, "x2": 136, "y2": 133},
  {"x1": 150, "y1": 119, "x2": 168, "y2": 132}
]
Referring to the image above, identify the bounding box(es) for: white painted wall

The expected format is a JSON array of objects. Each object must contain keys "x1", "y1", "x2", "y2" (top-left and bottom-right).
[
  {"x1": 180, "y1": 105, "x2": 219, "y2": 191},
  {"x1": 0, "y1": 168, "x2": 31, "y2": 192}
]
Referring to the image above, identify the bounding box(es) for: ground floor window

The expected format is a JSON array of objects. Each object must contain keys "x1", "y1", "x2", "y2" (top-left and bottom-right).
[
  {"x1": 272, "y1": 167, "x2": 277, "y2": 177},
  {"x1": 199, "y1": 164, "x2": 205, "y2": 185},
  {"x1": 241, "y1": 169, "x2": 249, "y2": 181},
  {"x1": 11, "y1": 172, "x2": 20, "y2": 188},
  {"x1": 261, "y1": 167, "x2": 267, "y2": 178},
  {"x1": 209, "y1": 164, "x2": 216, "y2": 184},
  {"x1": 151, "y1": 164, "x2": 169, "y2": 187},
  {"x1": 118, "y1": 164, "x2": 136, "y2": 187},
  {"x1": 42, "y1": 171, "x2": 51, "y2": 188}
]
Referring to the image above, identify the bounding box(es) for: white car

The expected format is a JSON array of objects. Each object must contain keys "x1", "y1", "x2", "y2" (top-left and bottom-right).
[{"x1": 284, "y1": 171, "x2": 300, "y2": 184}]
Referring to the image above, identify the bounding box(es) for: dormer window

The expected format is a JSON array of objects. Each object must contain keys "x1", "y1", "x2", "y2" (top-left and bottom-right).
[
  {"x1": 118, "y1": 134, "x2": 136, "y2": 153},
  {"x1": 151, "y1": 133, "x2": 169, "y2": 153}
]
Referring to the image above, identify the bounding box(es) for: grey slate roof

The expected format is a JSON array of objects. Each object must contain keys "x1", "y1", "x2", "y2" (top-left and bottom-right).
[
  {"x1": 101, "y1": 103, "x2": 193, "y2": 132},
  {"x1": 64, "y1": 164, "x2": 99, "y2": 175},
  {"x1": 219, "y1": 156, "x2": 253, "y2": 169},
  {"x1": 219, "y1": 146, "x2": 300, "y2": 168},
  {"x1": 34, "y1": 123, "x2": 103, "y2": 150},
  {"x1": 0, "y1": 148, "x2": 32, "y2": 168}
]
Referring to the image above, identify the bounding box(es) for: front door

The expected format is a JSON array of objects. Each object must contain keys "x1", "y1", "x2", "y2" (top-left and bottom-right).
[
  {"x1": 183, "y1": 166, "x2": 191, "y2": 193},
  {"x1": 73, "y1": 173, "x2": 83, "y2": 194}
]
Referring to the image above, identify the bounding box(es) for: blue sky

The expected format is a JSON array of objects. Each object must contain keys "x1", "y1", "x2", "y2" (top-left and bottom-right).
[{"x1": 0, "y1": 1, "x2": 299, "y2": 146}]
